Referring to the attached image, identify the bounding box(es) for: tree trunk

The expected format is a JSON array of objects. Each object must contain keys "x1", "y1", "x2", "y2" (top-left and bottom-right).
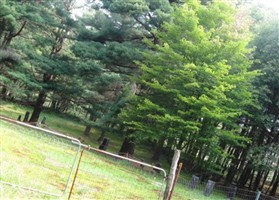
[
  {"x1": 260, "y1": 170, "x2": 269, "y2": 191},
  {"x1": 266, "y1": 170, "x2": 277, "y2": 194},
  {"x1": 269, "y1": 171, "x2": 279, "y2": 196},
  {"x1": 29, "y1": 73, "x2": 54, "y2": 122},
  {"x1": 253, "y1": 170, "x2": 263, "y2": 191},
  {"x1": 152, "y1": 138, "x2": 165, "y2": 161},
  {"x1": 83, "y1": 125, "x2": 91, "y2": 136},
  {"x1": 177, "y1": 135, "x2": 184, "y2": 150},
  {"x1": 119, "y1": 137, "x2": 130, "y2": 155},
  {"x1": 225, "y1": 148, "x2": 242, "y2": 185},
  {"x1": 238, "y1": 162, "x2": 253, "y2": 187},
  {"x1": 51, "y1": 100, "x2": 57, "y2": 110},
  {"x1": 29, "y1": 90, "x2": 47, "y2": 122},
  {"x1": 97, "y1": 129, "x2": 105, "y2": 143},
  {"x1": 248, "y1": 170, "x2": 255, "y2": 190},
  {"x1": 1, "y1": 86, "x2": 7, "y2": 99},
  {"x1": 83, "y1": 113, "x2": 95, "y2": 136}
]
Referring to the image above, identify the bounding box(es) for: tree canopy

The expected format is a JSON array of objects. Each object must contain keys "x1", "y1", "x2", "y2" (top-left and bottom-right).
[{"x1": 0, "y1": 0, "x2": 278, "y2": 196}]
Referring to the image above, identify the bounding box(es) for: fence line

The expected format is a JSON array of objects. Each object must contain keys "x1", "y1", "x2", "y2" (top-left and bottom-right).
[
  {"x1": 0, "y1": 115, "x2": 167, "y2": 199},
  {"x1": 173, "y1": 176, "x2": 279, "y2": 200},
  {"x1": 71, "y1": 141, "x2": 167, "y2": 200},
  {"x1": 71, "y1": 140, "x2": 167, "y2": 177},
  {"x1": 0, "y1": 116, "x2": 81, "y2": 197}
]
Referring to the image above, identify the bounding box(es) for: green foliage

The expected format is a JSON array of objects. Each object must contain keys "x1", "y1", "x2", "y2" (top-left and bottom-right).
[
  {"x1": 120, "y1": 0, "x2": 256, "y2": 173},
  {"x1": 248, "y1": 144, "x2": 279, "y2": 171}
]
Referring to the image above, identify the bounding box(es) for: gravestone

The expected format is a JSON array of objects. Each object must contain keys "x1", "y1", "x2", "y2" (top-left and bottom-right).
[
  {"x1": 17, "y1": 115, "x2": 22, "y2": 121},
  {"x1": 204, "y1": 180, "x2": 215, "y2": 196},
  {"x1": 23, "y1": 112, "x2": 30, "y2": 122},
  {"x1": 189, "y1": 175, "x2": 199, "y2": 190},
  {"x1": 227, "y1": 186, "x2": 237, "y2": 200},
  {"x1": 99, "y1": 138, "x2": 109, "y2": 150}
]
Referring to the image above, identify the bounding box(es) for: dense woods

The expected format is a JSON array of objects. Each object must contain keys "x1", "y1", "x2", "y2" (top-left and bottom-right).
[{"x1": 0, "y1": 0, "x2": 278, "y2": 196}]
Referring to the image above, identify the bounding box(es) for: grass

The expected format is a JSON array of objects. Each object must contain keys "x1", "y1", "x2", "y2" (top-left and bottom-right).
[
  {"x1": 0, "y1": 101, "x2": 153, "y2": 162},
  {"x1": 1, "y1": 120, "x2": 164, "y2": 199},
  {"x1": 0, "y1": 101, "x2": 231, "y2": 199},
  {"x1": 0, "y1": 120, "x2": 230, "y2": 199}
]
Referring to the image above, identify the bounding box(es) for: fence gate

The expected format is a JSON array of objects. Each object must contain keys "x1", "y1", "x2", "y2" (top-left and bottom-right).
[
  {"x1": 0, "y1": 117, "x2": 81, "y2": 198},
  {"x1": 68, "y1": 144, "x2": 167, "y2": 200},
  {"x1": 1, "y1": 116, "x2": 167, "y2": 199}
]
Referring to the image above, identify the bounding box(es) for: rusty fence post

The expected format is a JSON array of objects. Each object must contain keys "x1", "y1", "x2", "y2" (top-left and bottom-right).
[
  {"x1": 68, "y1": 149, "x2": 85, "y2": 200},
  {"x1": 168, "y1": 162, "x2": 183, "y2": 200}
]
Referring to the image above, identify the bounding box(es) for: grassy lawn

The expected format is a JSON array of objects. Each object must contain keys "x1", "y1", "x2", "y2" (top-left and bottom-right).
[
  {"x1": 0, "y1": 119, "x2": 229, "y2": 199},
  {"x1": 0, "y1": 120, "x2": 164, "y2": 199},
  {"x1": 0, "y1": 101, "x2": 153, "y2": 163},
  {"x1": 0, "y1": 101, "x2": 232, "y2": 199}
]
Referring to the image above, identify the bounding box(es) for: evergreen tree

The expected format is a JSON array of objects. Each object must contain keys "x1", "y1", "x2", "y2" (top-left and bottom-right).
[
  {"x1": 72, "y1": 0, "x2": 173, "y2": 135},
  {"x1": 20, "y1": 0, "x2": 78, "y2": 122},
  {"x1": 120, "y1": 0, "x2": 256, "y2": 174}
]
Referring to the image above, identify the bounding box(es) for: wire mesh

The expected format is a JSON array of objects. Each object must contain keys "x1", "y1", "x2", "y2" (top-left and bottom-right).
[
  {"x1": 69, "y1": 149, "x2": 166, "y2": 200},
  {"x1": 0, "y1": 119, "x2": 80, "y2": 198}
]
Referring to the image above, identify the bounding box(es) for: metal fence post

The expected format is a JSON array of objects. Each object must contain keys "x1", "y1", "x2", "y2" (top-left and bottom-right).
[
  {"x1": 68, "y1": 149, "x2": 85, "y2": 200},
  {"x1": 255, "y1": 191, "x2": 261, "y2": 200}
]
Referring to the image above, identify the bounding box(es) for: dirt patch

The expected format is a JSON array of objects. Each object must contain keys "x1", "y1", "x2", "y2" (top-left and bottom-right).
[
  {"x1": 50, "y1": 181, "x2": 66, "y2": 190},
  {"x1": 12, "y1": 147, "x2": 31, "y2": 158}
]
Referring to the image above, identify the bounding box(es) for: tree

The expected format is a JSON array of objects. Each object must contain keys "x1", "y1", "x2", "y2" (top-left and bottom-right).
[
  {"x1": 0, "y1": 0, "x2": 34, "y2": 100},
  {"x1": 23, "y1": 0, "x2": 78, "y2": 122},
  {"x1": 120, "y1": 0, "x2": 256, "y2": 175},
  {"x1": 236, "y1": 13, "x2": 279, "y2": 194},
  {"x1": 71, "y1": 0, "x2": 174, "y2": 136}
]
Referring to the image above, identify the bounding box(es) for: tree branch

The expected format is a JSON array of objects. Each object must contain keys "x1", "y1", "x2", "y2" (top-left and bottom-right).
[{"x1": 12, "y1": 21, "x2": 27, "y2": 37}]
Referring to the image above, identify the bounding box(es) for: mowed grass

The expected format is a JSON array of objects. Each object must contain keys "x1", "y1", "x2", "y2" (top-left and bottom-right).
[
  {"x1": 0, "y1": 120, "x2": 230, "y2": 200},
  {"x1": 0, "y1": 101, "x2": 154, "y2": 163},
  {"x1": 0, "y1": 120, "x2": 164, "y2": 199},
  {"x1": 0, "y1": 102, "x2": 230, "y2": 199}
]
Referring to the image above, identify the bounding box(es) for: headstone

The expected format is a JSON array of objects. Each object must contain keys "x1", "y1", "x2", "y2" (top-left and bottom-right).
[
  {"x1": 41, "y1": 116, "x2": 46, "y2": 124},
  {"x1": 17, "y1": 115, "x2": 22, "y2": 121},
  {"x1": 23, "y1": 112, "x2": 30, "y2": 122},
  {"x1": 189, "y1": 175, "x2": 199, "y2": 190},
  {"x1": 204, "y1": 180, "x2": 215, "y2": 196},
  {"x1": 99, "y1": 138, "x2": 109, "y2": 150},
  {"x1": 227, "y1": 186, "x2": 237, "y2": 200}
]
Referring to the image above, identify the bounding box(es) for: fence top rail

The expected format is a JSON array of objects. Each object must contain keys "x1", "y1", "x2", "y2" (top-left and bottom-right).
[
  {"x1": 72, "y1": 141, "x2": 167, "y2": 178},
  {"x1": 0, "y1": 115, "x2": 81, "y2": 145},
  {"x1": 0, "y1": 115, "x2": 166, "y2": 179}
]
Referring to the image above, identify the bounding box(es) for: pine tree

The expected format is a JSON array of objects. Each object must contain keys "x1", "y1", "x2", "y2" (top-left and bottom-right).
[
  {"x1": 120, "y1": 0, "x2": 256, "y2": 174},
  {"x1": 72, "y1": 0, "x2": 173, "y2": 135}
]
